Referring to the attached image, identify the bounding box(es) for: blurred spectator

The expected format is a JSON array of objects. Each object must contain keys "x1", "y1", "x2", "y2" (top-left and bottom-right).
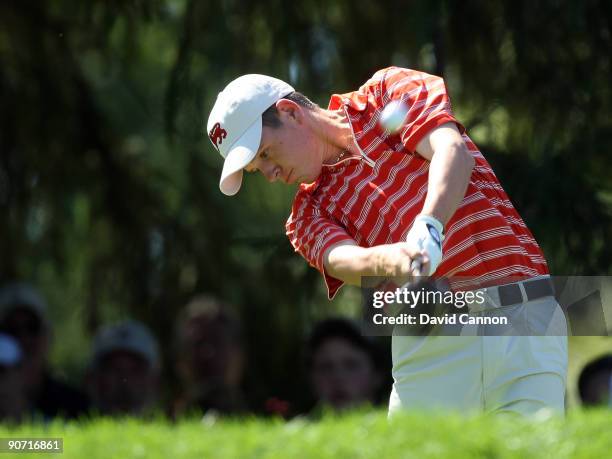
[
  {"x1": 0, "y1": 333, "x2": 28, "y2": 422},
  {"x1": 306, "y1": 318, "x2": 384, "y2": 413},
  {"x1": 86, "y1": 320, "x2": 160, "y2": 417},
  {"x1": 0, "y1": 282, "x2": 89, "y2": 420},
  {"x1": 578, "y1": 354, "x2": 612, "y2": 407},
  {"x1": 173, "y1": 295, "x2": 246, "y2": 417}
]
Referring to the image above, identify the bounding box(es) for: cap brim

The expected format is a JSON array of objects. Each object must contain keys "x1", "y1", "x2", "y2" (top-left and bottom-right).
[{"x1": 219, "y1": 119, "x2": 262, "y2": 196}]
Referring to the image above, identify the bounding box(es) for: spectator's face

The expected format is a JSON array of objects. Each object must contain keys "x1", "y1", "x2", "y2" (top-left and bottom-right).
[
  {"x1": 0, "y1": 364, "x2": 27, "y2": 420},
  {"x1": 181, "y1": 318, "x2": 243, "y2": 387},
  {"x1": 0, "y1": 365, "x2": 22, "y2": 394},
  {"x1": 91, "y1": 351, "x2": 157, "y2": 416},
  {"x1": 311, "y1": 338, "x2": 380, "y2": 411},
  {"x1": 582, "y1": 369, "x2": 612, "y2": 406},
  {"x1": 0, "y1": 307, "x2": 48, "y2": 365}
]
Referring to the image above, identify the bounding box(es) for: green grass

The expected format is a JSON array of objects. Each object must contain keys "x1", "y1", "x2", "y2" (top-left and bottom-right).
[{"x1": 1, "y1": 410, "x2": 612, "y2": 458}]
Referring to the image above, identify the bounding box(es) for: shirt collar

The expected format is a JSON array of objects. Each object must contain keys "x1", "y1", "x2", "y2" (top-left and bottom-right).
[
  {"x1": 328, "y1": 92, "x2": 369, "y2": 112},
  {"x1": 297, "y1": 91, "x2": 369, "y2": 195}
]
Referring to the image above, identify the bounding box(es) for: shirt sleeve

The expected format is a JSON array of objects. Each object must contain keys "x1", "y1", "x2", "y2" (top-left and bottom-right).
[
  {"x1": 285, "y1": 204, "x2": 355, "y2": 300},
  {"x1": 378, "y1": 67, "x2": 465, "y2": 153}
]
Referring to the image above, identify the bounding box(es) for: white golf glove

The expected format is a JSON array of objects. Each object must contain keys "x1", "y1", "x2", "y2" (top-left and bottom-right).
[{"x1": 406, "y1": 214, "x2": 445, "y2": 276}]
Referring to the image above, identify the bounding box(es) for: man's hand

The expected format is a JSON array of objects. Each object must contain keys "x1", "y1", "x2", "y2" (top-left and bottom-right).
[
  {"x1": 370, "y1": 242, "x2": 429, "y2": 279},
  {"x1": 324, "y1": 241, "x2": 427, "y2": 286},
  {"x1": 405, "y1": 214, "x2": 444, "y2": 276}
]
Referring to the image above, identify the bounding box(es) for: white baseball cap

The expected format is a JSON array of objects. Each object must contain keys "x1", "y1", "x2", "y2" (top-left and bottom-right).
[{"x1": 206, "y1": 74, "x2": 294, "y2": 196}]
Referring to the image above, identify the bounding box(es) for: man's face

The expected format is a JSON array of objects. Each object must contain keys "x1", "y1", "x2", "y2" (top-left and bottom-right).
[
  {"x1": 582, "y1": 368, "x2": 612, "y2": 406},
  {"x1": 180, "y1": 318, "x2": 244, "y2": 388},
  {"x1": 244, "y1": 100, "x2": 324, "y2": 186},
  {"x1": 310, "y1": 338, "x2": 380, "y2": 411},
  {"x1": 0, "y1": 364, "x2": 25, "y2": 400},
  {"x1": 0, "y1": 307, "x2": 48, "y2": 360},
  {"x1": 0, "y1": 364, "x2": 27, "y2": 421},
  {"x1": 91, "y1": 350, "x2": 157, "y2": 416}
]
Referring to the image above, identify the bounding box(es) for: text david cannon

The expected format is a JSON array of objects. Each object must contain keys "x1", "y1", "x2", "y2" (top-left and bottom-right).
[{"x1": 372, "y1": 313, "x2": 508, "y2": 326}]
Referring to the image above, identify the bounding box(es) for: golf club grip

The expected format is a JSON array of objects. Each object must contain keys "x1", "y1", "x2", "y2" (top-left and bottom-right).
[
  {"x1": 410, "y1": 259, "x2": 422, "y2": 276},
  {"x1": 398, "y1": 259, "x2": 423, "y2": 291}
]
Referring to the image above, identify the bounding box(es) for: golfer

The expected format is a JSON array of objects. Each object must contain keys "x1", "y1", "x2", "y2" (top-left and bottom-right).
[{"x1": 206, "y1": 67, "x2": 567, "y2": 415}]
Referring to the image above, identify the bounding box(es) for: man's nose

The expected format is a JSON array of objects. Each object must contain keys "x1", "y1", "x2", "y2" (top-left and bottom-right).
[{"x1": 261, "y1": 163, "x2": 280, "y2": 183}]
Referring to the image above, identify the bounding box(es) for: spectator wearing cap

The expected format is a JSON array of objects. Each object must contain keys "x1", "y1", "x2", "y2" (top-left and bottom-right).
[
  {"x1": 173, "y1": 295, "x2": 247, "y2": 417},
  {"x1": 86, "y1": 320, "x2": 160, "y2": 417},
  {"x1": 0, "y1": 333, "x2": 28, "y2": 422},
  {"x1": 306, "y1": 318, "x2": 386, "y2": 413},
  {"x1": 0, "y1": 282, "x2": 89, "y2": 420},
  {"x1": 578, "y1": 354, "x2": 612, "y2": 408}
]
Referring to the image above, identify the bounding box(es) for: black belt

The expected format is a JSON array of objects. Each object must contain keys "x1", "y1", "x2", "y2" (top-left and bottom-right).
[{"x1": 496, "y1": 278, "x2": 554, "y2": 307}]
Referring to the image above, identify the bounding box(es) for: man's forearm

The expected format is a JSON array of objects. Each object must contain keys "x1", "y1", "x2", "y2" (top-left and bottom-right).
[
  {"x1": 324, "y1": 241, "x2": 425, "y2": 286},
  {"x1": 420, "y1": 140, "x2": 475, "y2": 226},
  {"x1": 325, "y1": 128, "x2": 475, "y2": 286},
  {"x1": 324, "y1": 243, "x2": 378, "y2": 286}
]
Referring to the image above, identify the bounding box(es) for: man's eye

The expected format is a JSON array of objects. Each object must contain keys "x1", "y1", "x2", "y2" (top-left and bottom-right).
[{"x1": 260, "y1": 150, "x2": 269, "y2": 159}]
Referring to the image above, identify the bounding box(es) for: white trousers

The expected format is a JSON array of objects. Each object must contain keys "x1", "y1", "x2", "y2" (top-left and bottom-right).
[{"x1": 388, "y1": 295, "x2": 568, "y2": 416}]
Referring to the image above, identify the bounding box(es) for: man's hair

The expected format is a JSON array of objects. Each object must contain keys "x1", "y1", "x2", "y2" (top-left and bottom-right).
[
  {"x1": 262, "y1": 91, "x2": 318, "y2": 128},
  {"x1": 175, "y1": 295, "x2": 242, "y2": 350},
  {"x1": 305, "y1": 318, "x2": 381, "y2": 370}
]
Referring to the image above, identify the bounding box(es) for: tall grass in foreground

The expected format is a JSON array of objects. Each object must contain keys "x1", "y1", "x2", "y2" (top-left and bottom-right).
[{"x1": 1, "y1": 409, "x2": 611, "y2": 458}]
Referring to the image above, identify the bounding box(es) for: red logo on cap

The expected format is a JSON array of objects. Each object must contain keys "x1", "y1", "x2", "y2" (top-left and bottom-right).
[{"x1": 209, "y1": 122, "x2": 227, "y2": 149}]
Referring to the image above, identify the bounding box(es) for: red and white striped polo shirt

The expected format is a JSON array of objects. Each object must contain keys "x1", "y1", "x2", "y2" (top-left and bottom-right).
[{"x1": 285, "y1": 67, "x2": 548, "y2": 299}]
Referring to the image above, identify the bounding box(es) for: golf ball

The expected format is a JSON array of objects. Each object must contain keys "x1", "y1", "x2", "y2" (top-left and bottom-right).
[{"x1": 379, "y1": 100, "x2": 409, "y2": 133}]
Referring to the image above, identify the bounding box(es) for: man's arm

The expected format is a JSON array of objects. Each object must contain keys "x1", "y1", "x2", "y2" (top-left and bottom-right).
[
  {"x1": 324, "y1": 122, "x2": 474, "y2": 285},
  {"x1": 323, "y1": 241, "x2": 426, "y2": 287},
  {"x1": 415, "y1": 122, "x2": 475, "y2": 226}
]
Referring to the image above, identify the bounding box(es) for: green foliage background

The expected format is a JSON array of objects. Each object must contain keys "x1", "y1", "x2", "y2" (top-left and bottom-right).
[{"x1": 1, "y1": 0, "x2": 611, "y2": 411}]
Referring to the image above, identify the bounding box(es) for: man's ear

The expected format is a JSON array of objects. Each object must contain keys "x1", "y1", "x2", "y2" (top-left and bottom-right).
[{"x1": 275, "y1": 99, "x2": 302, "y2": 122}]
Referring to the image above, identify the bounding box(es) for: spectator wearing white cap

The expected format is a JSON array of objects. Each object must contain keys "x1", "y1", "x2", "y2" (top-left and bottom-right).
[
  {"x1": 86, "y1": 320, "x2": 160, "y2": 417},
  {"x1": 0, "y1": 282, "x2": 89, "y2": 420},
  {"x1": 0, "y1": 333, "x2": 28, "y2": 422}
]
